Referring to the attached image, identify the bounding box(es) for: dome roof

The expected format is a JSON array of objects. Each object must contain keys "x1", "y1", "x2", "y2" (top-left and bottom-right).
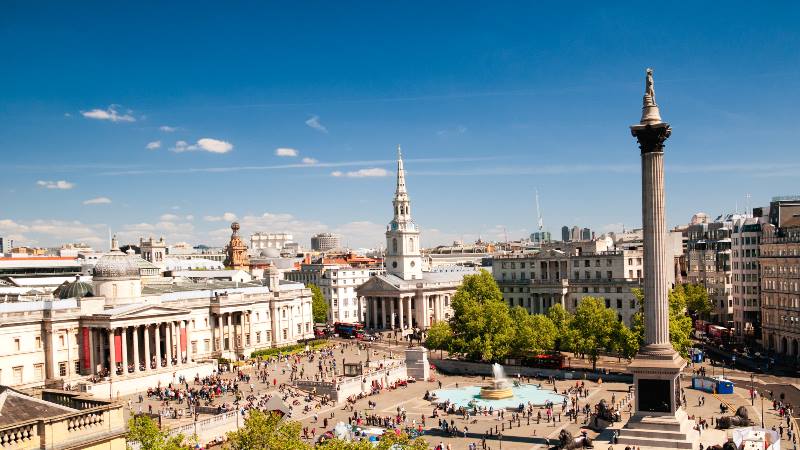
[
  {"x1": 94, "y1": 249, "x2": 141, "y2": 280},
  {"x1": 260, "y1": 247, "x2": 281, "y2": 258},
  {"x1": 56, "y1": 277, "x2": 94, "y2": 299}
]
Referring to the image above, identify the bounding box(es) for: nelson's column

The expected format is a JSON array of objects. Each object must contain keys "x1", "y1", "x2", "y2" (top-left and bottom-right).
[{"x1": 617, "y1": 69, "x2": 698, "y2": 449}]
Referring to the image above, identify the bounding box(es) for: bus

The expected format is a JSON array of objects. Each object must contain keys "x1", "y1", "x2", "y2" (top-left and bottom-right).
[
  {"x1": 333, "y1": 322, "x2": 365, "y2": 339},
  {"x1": 504, "y1": 352, "x2": 565, "y2": 370}
]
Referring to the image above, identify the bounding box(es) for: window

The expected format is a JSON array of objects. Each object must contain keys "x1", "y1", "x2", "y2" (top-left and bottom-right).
[
  {"x1": 34, "y1": 364, "x2": 43, "y2": 381},
  {"x1": 191, "y1": 341, "x2": 198, "y2": 354},
  {"x1": 59, "y1": 335, "x2": 65, "y2": 349},
  {"x1": 605, "y1": 299, "x2": 611, "y2": 308},
  {"x1": 204, "y1": 339, "x2": 210, "y2": 351},
  {"x1": 74, "y1": 360, "x2": 81, "y2": 374},
  {"x1": 59, "y1": 362, "x2": 67, "y2": 377},
  {"x1": 616, "y1": 299, "x2": 622, "y2": 309},
  {"x1": 607, "y1": 271, "x2": 613, "y2": 279},
  {"x1": 282, "y1": 309, "x2": 286, "y2": 318},
  {"x1": 13, "y1": 367, "x2": 22, "y2": 384},
  {"x1": 392, "y1": 238, "x2": 398, "y2": 253},
  {"x1": 14, "y1": 338, "x2": 20, "y2": 351},
  {"x1": 256, "y1": 332, "x2": 261, "y2": 344},
  {"x1": 297, "y1": 324, "x2": 301, "y2": 334},
  {"x1": 283, "y1": 329, "x2": 288, "y2": 339}
]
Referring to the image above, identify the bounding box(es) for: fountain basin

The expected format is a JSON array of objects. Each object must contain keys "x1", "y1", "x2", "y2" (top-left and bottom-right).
[{"x1": 432, "y1": 384, "x2": 565, "y2": 409}]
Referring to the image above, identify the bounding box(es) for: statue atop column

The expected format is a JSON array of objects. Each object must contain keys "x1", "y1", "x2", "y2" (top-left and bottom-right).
[{"x1": 640, "y1": 68, "x2": 663, "y2": 125}]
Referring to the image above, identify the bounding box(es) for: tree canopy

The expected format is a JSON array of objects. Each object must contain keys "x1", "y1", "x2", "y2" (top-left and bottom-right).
[
  {"x1": 225, "y1": 409, "x2": 427, "y2": 450},
  {"x1": 567, "y1": 297, "x2": 618, "y2": 370},
  {"x1": 127, "y1": 415, "x2": 185, "y2": 450},
  {"x1": 682, "y1": 283, "x2": 712, "y2": 319},
  {"x1": 448, "y1": 270, "x2": 516, "y2": 362},
  {"x1": 310, "y1": 284, "x2": 329, "y2": 324}
]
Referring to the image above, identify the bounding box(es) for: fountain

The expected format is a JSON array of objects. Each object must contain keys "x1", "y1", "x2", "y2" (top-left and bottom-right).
[{"x1": 478, "y1": 363, "x2": 514, "y2": 399}]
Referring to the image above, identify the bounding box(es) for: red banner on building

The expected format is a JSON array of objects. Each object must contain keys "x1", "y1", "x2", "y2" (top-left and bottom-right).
[
  {"x1": 114, "y1": 332, "x2": 122, "y2": 362},
  {"x1": 82, "y1": 327, "x2": 90, "y2": 370},
  {"x1": 180, "y1": 328, "x2": 187, "y2": 352}
]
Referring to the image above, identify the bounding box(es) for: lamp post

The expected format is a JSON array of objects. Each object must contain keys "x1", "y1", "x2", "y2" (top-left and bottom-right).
[
  {"x1": 761, "y1": 391, "x2": 765, "y2": 428},
  {"x1": 750, "y1": 373, "x2": 754, "y2": 406}
]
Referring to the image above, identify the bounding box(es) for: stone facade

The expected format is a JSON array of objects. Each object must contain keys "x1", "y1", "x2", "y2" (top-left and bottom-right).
[
  {"x1": 0, "y1": 247, "x2": 312, "y2": 394},
  {"x1": 285, "y1": 263, "x2": 380, "y2": 323},
  {"x1": 759, "y1": 223, "x2": 800, "y2": 357},
  {"x1": 492, "y1": 240, "x2": 668, "y2": 326}
]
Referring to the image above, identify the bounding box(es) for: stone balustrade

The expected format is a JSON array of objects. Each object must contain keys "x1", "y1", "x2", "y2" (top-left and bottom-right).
[{"x1": 0, "y1": 422, "x2": 36, "y2": 448}]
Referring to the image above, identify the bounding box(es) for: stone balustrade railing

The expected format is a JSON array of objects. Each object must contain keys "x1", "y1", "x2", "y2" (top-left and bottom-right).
[{"x1": 0, "y1": 421, "x2": 36, "y2": 448}]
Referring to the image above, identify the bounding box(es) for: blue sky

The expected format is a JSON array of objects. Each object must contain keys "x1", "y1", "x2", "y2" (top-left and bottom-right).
[{"x1": 2, "y1": 2, "x2": 800, "y2": 250}]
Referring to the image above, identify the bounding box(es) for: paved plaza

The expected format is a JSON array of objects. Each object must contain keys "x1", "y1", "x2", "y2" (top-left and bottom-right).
[{"x1": 116, "y1": 337, "x2": 800, "y2": 449}]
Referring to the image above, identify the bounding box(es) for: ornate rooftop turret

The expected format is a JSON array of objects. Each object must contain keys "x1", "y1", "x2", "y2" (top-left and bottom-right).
[{"x1": 224, "y1": 222, "x2": 250, "y2": 270}]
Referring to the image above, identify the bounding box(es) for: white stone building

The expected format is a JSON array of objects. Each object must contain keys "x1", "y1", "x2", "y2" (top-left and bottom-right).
[
  {"x1": 492, "y1": 240, "x2": 655, "y2": 326},
  {"x1": 285, "y1": 263, "x2": 379, "y2": 323},
  {"x1": 250, "y1": 232, "x2": 294, "y2": 251},
  {"x1": 357, "y1": 148, "x2": 477, "y2": 333},
  {"x1": 731, "y1": 215, "x2": 764, "y2": 343},
  {"x1": 0, "y1": 239, "x2": 313, "y2": 396}
]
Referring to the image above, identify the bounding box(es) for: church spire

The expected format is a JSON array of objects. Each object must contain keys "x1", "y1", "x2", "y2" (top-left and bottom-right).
[{"x1": 395, "y1": 144, "x2": 407, "y2": 196}]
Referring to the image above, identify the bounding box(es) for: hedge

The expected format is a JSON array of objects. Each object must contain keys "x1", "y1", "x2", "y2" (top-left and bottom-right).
[{"x1": 250, "y1": 339, "x2": 329, "y2": 359}]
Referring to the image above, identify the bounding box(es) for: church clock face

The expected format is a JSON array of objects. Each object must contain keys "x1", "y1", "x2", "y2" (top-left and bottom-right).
[{"x1": 410, "y1": 261, "x2": 415, "y2": 267}]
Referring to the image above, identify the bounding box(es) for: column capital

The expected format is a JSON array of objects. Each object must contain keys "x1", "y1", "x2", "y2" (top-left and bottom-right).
[{"x1": 630, "y1": 122, "x2": 671, "y2": 154}]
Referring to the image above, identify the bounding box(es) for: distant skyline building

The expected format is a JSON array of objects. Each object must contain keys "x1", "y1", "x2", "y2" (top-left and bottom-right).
[
  {"x1": 311, "y1": 233, "x2": 341, "y2": 251},
  {"x1": 250, "y1": 232, "x2": 293, "y2": 251},
  {"x1": 561, "y1": 226, "x2": 570, "y2": 242},
  {"x1": 581, "y1": 227, "x2": 592, "y2": 241},
  {"x1": 530, "y1": 231, "x2": 552, "y2": 247}
]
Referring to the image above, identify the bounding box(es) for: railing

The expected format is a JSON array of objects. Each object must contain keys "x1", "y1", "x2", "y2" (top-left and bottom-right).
[
  {"x1": 0, "y1": 421, "x2": 36, "y2": 447},
  {"x1": 168, "y1": 410, "x2": 240, "y2": 437},
  {"x1": 66, "y1": 409, "x2": 105, "y2": 431}
]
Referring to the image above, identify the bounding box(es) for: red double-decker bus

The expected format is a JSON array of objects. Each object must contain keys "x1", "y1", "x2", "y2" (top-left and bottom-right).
[
  {"x1": 504, "y1": 352, "x2": 565, "y2": 369},
  {"x1": 333, "y1": 322, "x2": 365, "y2": 339}
]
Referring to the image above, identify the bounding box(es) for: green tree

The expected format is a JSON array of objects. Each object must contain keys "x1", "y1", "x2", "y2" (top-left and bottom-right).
[
  {"x1": 425, "y1": 321, "x2": 453, "y2": 358},
  {"x1": 226, "y1": 410, "x2": 311, "y2": 450},
  {"x1": 610, "y1": 319, "x2": 639, "y2": 360},
  {"x1": 631, "y1": 287, "x2": 693, "y2": 357},
  {"x1": 546, "y1": 303, "x2": 573, "y2": 351},
  {"x1": 318, "y1": 432, "x2": 428, "y2": 450},
  {"x1": 310, "y1": 284, "x2": 329, "y2": 324},
  {"x1": 127, "y1": 416, "x2": 185, "y2": 450},
  {"x1": 570, "y1": 297, "x2": 617, "y2": 370},
  {"x1": 510, "y1": 307, "x2": 557, "y2": 354},
  {"x1": 449, "y1": 270, "x2": 515, "y2": 362},
  {"x1": 683, "y1": 283, "x2": 712, "y2": 319}
]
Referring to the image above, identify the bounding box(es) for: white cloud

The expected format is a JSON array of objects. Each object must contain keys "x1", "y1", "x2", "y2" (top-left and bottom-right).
[
  {"x1": 160, "y1": 213, "x2": 180, "y2": 221},
  {"x1": 159, "y1": 125, "x2": 177, "y2": 132},
  {"x1": 185, "y1": 215, "x2": 194, "y2": 221},
  {"x1": 331, "y1": 168, "x2": 388, "y2": 178},
  {"x1": 301, "y1": 157, "x2": 318, "y2": 165},
  {"x1": 172, "y1": 138, "x2": 233, "y2": 154},
  {"x1": 305, "y1": 115, "x2": 328, "y2": 133},
  {"x1": 203, "y1": 212, "x2": 237, "y2": 222},
  {"x1": 275, "y1": 147, "x2": 299, "y2": 157},
  {"x1": 37, "y1": 180, "x2": 75, "y2": 190},
  {"x1": 436, "y1": 124, "x2": 468, "y2": 137},
  {"x1": 146, "y1": 140, "x2": 161, "y2": 150},
  {"x1": 81, "y1": 105, "x2": 136, "y2": 123},
  {"x1": 64, "y1": 112, "x2": 72, "y2": 118},
  {"x1": 83, "y1": 197, "x2": 112, "y2": 205}
]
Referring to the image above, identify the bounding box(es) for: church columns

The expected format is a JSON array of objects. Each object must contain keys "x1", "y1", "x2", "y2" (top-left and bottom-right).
[
  {"x1": 143, "y1": 325, "x2": 151, "y2": 370},
  {"x1": 121, "y1": 327, "x2": 128, "y2": 375},
  {"x1": 154, "y1": 324, "x2": 162, "y2": 369},
  {"x1": 183, "y1": 320, "x2": 191, "y2": 362},
  {"x1": 398, "y1": 296, "x2": 405, "y2": 330},
  {"x1": 382, "y1": 298, "x2": 388, "y2": 329},
  {"x1": 132, "y1": 326, "x2": 140, "y2": 373},
  {"x1": 87, "y1": 327, "x2": 95, "y2": 375},
  {"x1": 165, "y1": 322, "x2": 173, "y2": 367},
  {"x1": 371, "y1": 297, "x2": 378, "y2": 329},
  {"x1": 108, "y1": 328, "x2": 116, "y2": 378},
  {"x1": 225, "y1": 313, "x2": 232, "y2": 351}
]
